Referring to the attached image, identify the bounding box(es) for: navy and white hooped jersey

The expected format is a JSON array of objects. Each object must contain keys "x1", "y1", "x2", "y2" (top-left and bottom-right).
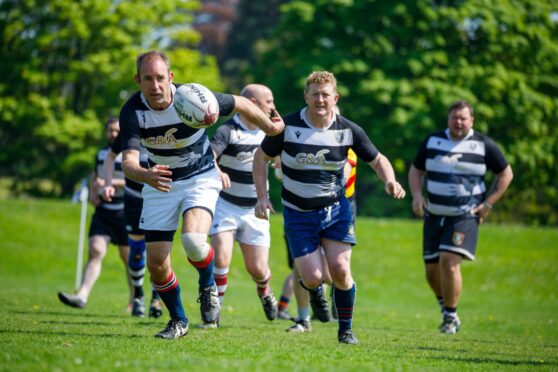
[
  {"x1": 119, "y1": 83, "x2": 235, "y2": 182},
  {"x1": 412, "y1": 129, "x2": 508, "y2": 217},
  {"x1": 260, "y1": 108, "x2": 379, "y2": 211},
  {"x1": 210, "y1": 114, "x2": 266, "y2": 208},
  {"x1": 110, "y1": 131, "x2": 149, "y2": 199},
  {"x1": 95, "y1": 146, "x2": 124, "y2": 211}
]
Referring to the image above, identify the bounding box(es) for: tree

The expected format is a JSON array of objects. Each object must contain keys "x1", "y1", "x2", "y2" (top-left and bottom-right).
[
  {"x1": 220, "y1": 0, "x2": 288, "y2": 91},
  {"x1": 253, "y1": 0, "x2": 558, "y2": 225},
  {"x1": 0, "y1": 0, "x2": 223, "y2": 196}
]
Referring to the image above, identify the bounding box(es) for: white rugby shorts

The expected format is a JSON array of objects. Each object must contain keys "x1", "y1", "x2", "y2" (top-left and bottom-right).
[
  {"x1": 140, "y1": 168, "x2": 222, "y2": 231},
  {"x1": 210, "y1": 198, "x2": 270, "y2": 247}
]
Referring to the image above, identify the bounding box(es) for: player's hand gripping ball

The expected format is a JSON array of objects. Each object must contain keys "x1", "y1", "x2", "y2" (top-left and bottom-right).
[{"x1": 174, "y1": 83, "x2": 219, "y2": 129}]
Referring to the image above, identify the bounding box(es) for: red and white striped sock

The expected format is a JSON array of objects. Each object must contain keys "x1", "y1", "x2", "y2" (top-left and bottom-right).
[
  {"x1": 213, "y1": 266, "x2": 229, "y2": 305},
  {"x1": 253, "y1": 270, "x2": 271, "y2": 297}
]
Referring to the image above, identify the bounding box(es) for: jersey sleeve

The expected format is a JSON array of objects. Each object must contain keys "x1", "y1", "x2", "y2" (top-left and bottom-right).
[
  {"x1": 214, "y1": 93, "x2": 236, "y2": 117},
  {"x1": 119, "y1": 101, "x2": 141, "y2": 152},
  {"x1": 210, "y1": 123, "x2": 231, "y2": 157},
  {"x1": 260, "y1": 131, "x2": 285, "y2": 158},
  {"x1": 110, "y1": 131, "x2": 123, "y2": 154},
  {"x1": 484, "y1": 136, "x2": 509, "y2": 174},
  {"x1": 349, "y1": 123, "x2": 378, "y2": 163},
  {"x1": 412, "y1": 137, "x2": 429, "y2": 171}
]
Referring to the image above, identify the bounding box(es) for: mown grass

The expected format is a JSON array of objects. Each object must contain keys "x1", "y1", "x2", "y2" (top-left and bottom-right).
[{"x1": 0, "y1": 198, "x2": 556, "y2": 371}]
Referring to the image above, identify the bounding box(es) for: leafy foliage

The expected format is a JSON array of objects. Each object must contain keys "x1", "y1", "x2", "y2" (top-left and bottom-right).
[
  {"x1": 253, "y1": 0, "x2": 558, "y2": 225},
  {"x1": 220, "y1": 0, "x2": 289, "y2": 91},
  {"x1": 0, "y1": 0, "x2": 222, "y2": 195}
]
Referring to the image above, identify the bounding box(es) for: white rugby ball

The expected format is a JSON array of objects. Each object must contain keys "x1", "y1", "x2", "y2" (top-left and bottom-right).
[{"x1": 174, "y1": 83, "x2": 219, "y2": 129}]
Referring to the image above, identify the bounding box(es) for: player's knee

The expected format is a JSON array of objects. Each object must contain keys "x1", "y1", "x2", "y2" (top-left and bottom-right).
[
  {"x1": 247, "y1": 262, "x2": 267, "y2": 279},
  {"x1": 146, "y1": 259, "x2": 167, "y2": 276},
  {"x1": 331, "y1": 267, "x2": 352, "y2": 287},
  {"x1": 300, "y1": 275, "x2": 322, "y2": 289},
  {"x1": 88, "y1": 243, "x2": 106, "y2": 260},
  {"x1": 181, "y1": 232, "x2": 210, "y2": 262}
]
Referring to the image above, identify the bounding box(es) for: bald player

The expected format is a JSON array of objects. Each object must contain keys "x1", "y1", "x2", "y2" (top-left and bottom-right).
[{"x1": 208, "y1": 84, "x2": 280, "y2": 325}]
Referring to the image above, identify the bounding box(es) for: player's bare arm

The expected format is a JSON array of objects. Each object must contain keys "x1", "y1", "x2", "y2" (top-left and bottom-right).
[
  {"x1": 88, "y1": 171, "x2": 102, "y2": 207},
  {"x1": 122, "y1": 149, "x2": 173, "y2": 192},
  {"x1": 408, "y1": 164, "x2": 427, "y2": 217},
  {"x1": 212, "y1": 150, "x2": 231, "y2": 189},
  {"x1": 471, "y1": 164, "x2": 513, "y2": 223},
  {"x1": 369, "y1": 153, "x2": 406, "y2": 199},
  {"x1": 253, "y1": 148, "x2": 275, "y2": 220},
  {"x1": 233, "y1": 96, "x2": 285, "y2": 136},
  {"x1": 101, "y1": 150, "x2": 117, "y2": 202}
]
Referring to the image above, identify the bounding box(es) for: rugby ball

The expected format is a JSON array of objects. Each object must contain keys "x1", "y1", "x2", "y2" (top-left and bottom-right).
[{"x1": 174, "y1": 83, "x2": 219, "y2": 129}]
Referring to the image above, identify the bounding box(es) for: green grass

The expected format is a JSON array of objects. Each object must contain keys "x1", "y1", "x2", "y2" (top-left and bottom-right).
[{"x1": 0, "y1": 198, "x2": 557, "y2": 371}]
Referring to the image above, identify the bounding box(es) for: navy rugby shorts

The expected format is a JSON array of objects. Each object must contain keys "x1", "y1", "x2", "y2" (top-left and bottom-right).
[{"x1": 283, "y1": 197, "x2": 356, "y2": 260}]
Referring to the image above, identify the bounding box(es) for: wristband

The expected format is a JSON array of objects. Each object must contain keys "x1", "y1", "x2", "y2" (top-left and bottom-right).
[{"x1": 483, "y1": 201, "x2": 492, "y2": 209}]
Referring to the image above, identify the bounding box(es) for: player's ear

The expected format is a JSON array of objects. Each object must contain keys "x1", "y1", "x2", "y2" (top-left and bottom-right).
[
  {"x1": 134, "y1": 75, "x2": 140, "y2": 84},
  {"x1": 169, "y1": 71, "x2": 174, "y2": 82}
]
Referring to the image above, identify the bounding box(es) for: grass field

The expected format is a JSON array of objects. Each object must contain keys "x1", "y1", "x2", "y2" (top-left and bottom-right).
[{"x1": 0, "y1": 198, "x2": 557, "y2": 371}]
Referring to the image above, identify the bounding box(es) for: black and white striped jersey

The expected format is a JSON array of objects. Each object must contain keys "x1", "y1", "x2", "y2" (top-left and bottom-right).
[
  {"x1": 260, "y1": 108, "x2": 379, "y2": 211},
  {"x1": 94, "y1": 146, "x2": 124, "y2": 210},
  {"x1": 110, "y1": 132, "x2": 148, "y2": 199},
  {"x1": 210, "y1": 114, "x2": 266, "y2": 208},
  {"x1": 119, "y1": 83, "x2": 235, "y2": 182},
  {"x1": 412, "y1": 129, "x2": 508, "y2": 216}
]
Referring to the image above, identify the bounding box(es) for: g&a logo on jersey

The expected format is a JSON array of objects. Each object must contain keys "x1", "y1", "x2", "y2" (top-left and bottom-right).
[
  {"x1": 144, "y1": 128, "x2": 181, "y2": 146},
  {"x1": 295, "y1": 149, "x2": 330, "y2": 165},
  {"x1": 452, "y1": 232, "x2": 465, "y2": 246}
]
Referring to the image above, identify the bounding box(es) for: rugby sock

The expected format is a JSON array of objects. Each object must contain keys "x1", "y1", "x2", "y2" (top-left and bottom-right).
[
  {"x1": 278, "y1": 295, "x2": 290, "y2": 311},
  {"x1": 297, "y1": 306, "x2": 310, "y2": 322},
  {"x1": 152, "y1": 272, "x2": 186, "y2": 322},
  {"x1": 436, "y1": 296, "x2": 444, "y2": 311},
  {"x1": 253, "y1": 270, "x2": 271, "y2": 297},
  {"x1": 334, "y1": 283, "x2": 356, "y2": 333},
  {"x1": 213, "y1": 266, "x2": 229, "y2": 304},
  {"x1": 189, "y1": 245, "x2": 215, "y2": 288},
  {"x1": 443, "y1": 306, "x2": 457, "y2": 319},
  {"x1": 128, "y1": 238, "x2": 146, "y2": 299}
]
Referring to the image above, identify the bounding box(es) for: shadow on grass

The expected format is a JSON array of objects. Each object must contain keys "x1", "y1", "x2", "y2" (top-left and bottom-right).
[
  {"x1": 39, "y1": 319, "x2": 124, "y2": 327},
  {"x1": 11, "y1": 309, "x2": 129, "y2": 319},
  {"x1": 428, "y1": 355, "x2": 557, "y2": 367},
  {"x1": 0, "y1": 328, "x2": 145, "y2": 339},
  {"x1": 464, "y1": 337, "x2": 558, "y2": 349}
]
